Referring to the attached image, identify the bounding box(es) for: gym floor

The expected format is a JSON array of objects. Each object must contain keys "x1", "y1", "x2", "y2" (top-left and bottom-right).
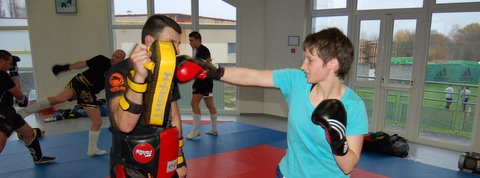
[{"x1": 0, "y1": 113, "x2": 478, "y2": 178}]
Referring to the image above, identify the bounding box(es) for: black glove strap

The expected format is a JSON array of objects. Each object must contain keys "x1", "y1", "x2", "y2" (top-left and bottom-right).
[
  {"x1": 9, "y1": 61, "x2": 19, "y2": 77},
  {"x1": 212, "y1": 66, "x2": 225, "y2": 80},
  {"x1": 9, "y1": 71, "x2": 18, "y2": 77},
  {"x1": 177, "y1": 154, "x2": 186, "y2": 168},
  {"x1": 118, "y1": 93, "x2": 143, "y2": 114}
]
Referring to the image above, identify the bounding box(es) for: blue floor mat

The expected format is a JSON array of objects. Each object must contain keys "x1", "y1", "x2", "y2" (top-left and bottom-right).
[{"x1": 0, "y1": 122, "x2": 477, "y2": 178}]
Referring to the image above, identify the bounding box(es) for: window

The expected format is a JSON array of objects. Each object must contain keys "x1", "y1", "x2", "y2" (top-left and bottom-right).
[
  {"x1": 111, "y1": 0, "x2": 194, "y2": 53},
  {"x1": 197, "y1": 0, "x2": 237, "y2": 111},
  {"x1": 0, "y1": 30, "x2": 31, "y2": 67},
  {"x1": 0, "y1": 0, "x2": 28, "y2": 26},
  {"x1": 228, "y1": 43, "x2": 236, "y2": 54},
  {"x1": 357, "y1": 0, "x2": 423, "y2": 10},
  {"x1": 199, "y1": 0, "x2": 236, "y2": 26},
  {"x1": 420, "y1": 12, "x2": 480, "y2": 145},
  {"x1": 310, "y1": 0, "x2": 480, "y2": 150},
  {"x1": 0, "y1": 0, "x2": 33, "y2": 95},
  {"x1": 112, "y1": 0, "x2": 147, "y2": 25},
  {"x1": 436, "y1": 0, "x2": 480, "y2": 4},
  {"x1": 313, "y1": 0, "x2": 346, "y2": 10},
  {"x1": 154, "y1": 0, "x2": 191, "y2": 25},
  {"x1": 312, "y1": 16, "x2": 348, "y2": 33}
]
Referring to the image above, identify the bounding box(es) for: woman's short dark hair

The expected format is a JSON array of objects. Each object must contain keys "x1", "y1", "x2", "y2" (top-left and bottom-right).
[{"x1": 302, "y1": 28, "x2": 354, "y2": 80}]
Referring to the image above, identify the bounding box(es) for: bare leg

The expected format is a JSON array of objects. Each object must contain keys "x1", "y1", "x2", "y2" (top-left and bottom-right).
[
  {"x1": 191, "y1": 94, "x2": 203, "y2": 115},
  {"x1": 83, "y1": 106, "x2": 107, "y2": 156},
  {"x1": 18, "y1": 88, "x2": 75, "y2": 118},
  {"x1": 203, "y1": 96, "x2": 217, "y2": 115},
  {"x1": 203, "y1": 96, "x2": 218, "y2": 135},
  {"x1": 84, "y1": 107, "x2": 102, "y2": 131},
  {"x1": 47, "y1": 87, "x2": 75, "y2": 105}
]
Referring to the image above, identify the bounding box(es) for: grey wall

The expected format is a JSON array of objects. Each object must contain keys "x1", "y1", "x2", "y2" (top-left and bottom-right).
[
  {"x1": 27, "y1": 0, "x2": 111, "y2": 99},
  {"x1": 263, "y1": 0, "x2": 307, "y2": 116},
  {"x1": 232, "y1": 0, "x2": 307, "y2": 116}
]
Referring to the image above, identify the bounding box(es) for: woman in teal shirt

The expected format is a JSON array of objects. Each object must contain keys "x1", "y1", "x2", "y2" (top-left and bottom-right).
[{"x1": 200, "y1": 27, "x2": 368, "y2": 177}]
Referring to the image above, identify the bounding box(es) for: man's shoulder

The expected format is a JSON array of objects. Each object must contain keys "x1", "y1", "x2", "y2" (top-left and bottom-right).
[
  {"x1": 87, "y1": 55, "x2": 110, "y2": 66},
  {"x1": 107, "y1": 59, "x2": 130, "y2": 75},
  {"x1": 91, "y1": 55, "x2": 109, "y2": 60},
  {"x1": 198, "y1": 45, "x2": 211, "y2": 52},
  {"x1": 0, "y1": 71, "x2": 14, "y2": 88},
  {"x1": 0, "y1": 70, "x2": 11, "y2": 80},
  {"x1": 105, "y1": 60, "x2": 129, "y2": 96}
]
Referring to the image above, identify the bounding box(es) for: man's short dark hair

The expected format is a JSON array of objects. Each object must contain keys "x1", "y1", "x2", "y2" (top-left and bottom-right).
[
  {"x1": 141, "y1": 14, "x2": 182, "y2": 43},
  {"x1": 189, "y1": 31, "x2": 202, "y2": 41},
  {"x1": 0, "y1": 50, "x2": 12, "y2": 61}
]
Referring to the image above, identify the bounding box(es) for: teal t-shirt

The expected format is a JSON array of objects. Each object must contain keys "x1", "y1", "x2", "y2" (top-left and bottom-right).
[{"x1": 273, "y1": 69, "x2": 368, "y2": 178}]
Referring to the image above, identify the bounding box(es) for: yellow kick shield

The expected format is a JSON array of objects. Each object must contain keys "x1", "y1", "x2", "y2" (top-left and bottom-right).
[{"x1": 142, "y1": 41, "x2": 177, "y2": 126}]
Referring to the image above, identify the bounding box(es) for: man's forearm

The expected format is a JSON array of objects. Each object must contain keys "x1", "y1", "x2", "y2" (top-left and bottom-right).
[
  {"x1": 110, "y1": 89, "x2": 143, "y2": 133},
  {"x1": 69, "y1": 60, "x2": 87, "y2": 70}
]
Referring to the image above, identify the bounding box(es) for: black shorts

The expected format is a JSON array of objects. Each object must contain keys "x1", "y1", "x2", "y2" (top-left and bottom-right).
[
  {"x1": 192, "y1": 79, "x2": 213, "y2": 97},
  {"x1": 0, "y1": 107, "x2": 26, "y2": 137},
  {"x1": 67, "y1": 75, "x2": 102, "y2": 108}
]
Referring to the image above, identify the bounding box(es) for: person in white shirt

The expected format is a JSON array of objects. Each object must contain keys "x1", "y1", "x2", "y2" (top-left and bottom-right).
[{"x1": 445, "y1": 85, "x2": 454, "y2": 109}]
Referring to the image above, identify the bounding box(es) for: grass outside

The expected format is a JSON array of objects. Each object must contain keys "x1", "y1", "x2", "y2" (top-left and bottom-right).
[
  {"x1": 356, "y1": 82, "x2": 477, "y2": 140},
  {"x1": 220, "y1": 80, "x2": 477, "y2": 140},
  {"x1": 223, "y1": 83, "x2": 237, "y2": 110}
]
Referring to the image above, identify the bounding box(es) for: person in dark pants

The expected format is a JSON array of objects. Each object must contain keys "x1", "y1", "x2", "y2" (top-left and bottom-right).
[
  {"x1": 17, "y1": 49, "x2": 126, "y2": 156},
  {"x1": 445, "y1": 85, "x2": 454, "y2": 109},
  {"x1": 0, "y1": 50, "x2": 56, "y2": 164},
  {"x1": 186, "y1": 31, "x2": 219, "y2": 139},
  {"x1": 460, "y1": 86, "x2": 471, "y2": 112}
]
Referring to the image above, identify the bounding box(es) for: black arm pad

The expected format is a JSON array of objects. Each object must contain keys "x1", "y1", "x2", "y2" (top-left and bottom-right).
[{"x1": 9, "y1": 60, "x2": 19, "y2": 77}]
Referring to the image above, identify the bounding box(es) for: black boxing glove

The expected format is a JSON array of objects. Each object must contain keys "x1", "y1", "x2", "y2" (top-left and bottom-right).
[
  {"x1": 312, "y1": 99, "x2": 349, "y2": 156},
  {"x1": 176, "y1": 55, "x2": 224, "y2": 83},
  {"x1": 8, "y1": 56, "x2": 20, "y2": 77},
  {"x1": 52, "y1": 64, "x2": 70, "y2": 75}
]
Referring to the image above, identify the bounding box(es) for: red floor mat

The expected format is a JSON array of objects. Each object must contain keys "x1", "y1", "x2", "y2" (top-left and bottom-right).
[
  {"x1": 186, "y1": 144, "x2": 388, "y2": 178},
  {"x1": 186, "y1": 144, "x2": 283, "y2": 178}
]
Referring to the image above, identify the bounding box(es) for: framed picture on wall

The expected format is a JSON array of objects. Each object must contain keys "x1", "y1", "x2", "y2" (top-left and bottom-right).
[
  {"x1": 55, "y1": 0, "x2": 77, "y2": 13},
  {"x1": 288, "y1": 36, "x2": 300, "y2": 46}
]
